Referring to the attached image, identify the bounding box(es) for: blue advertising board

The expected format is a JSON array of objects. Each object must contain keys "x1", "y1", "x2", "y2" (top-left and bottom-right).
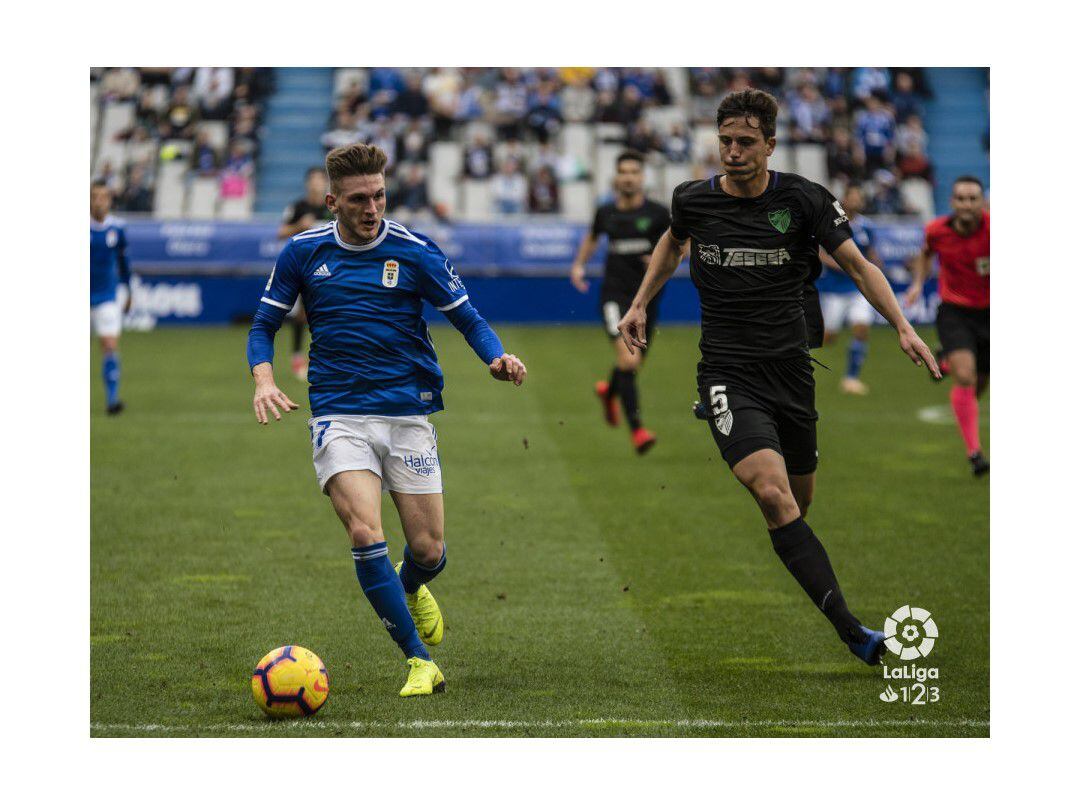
[{"x1": 116, "y1": 219, "x2": 934, "y2": 327}]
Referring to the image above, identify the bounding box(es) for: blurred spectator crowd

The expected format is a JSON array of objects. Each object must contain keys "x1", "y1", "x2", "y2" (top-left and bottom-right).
[
  {"x1": 90, "y1": 67, "x2": 272, "y2": 218},
  {"x1": 325, "y1": 66, "x2": 937, "y2": 222},
  {"x1": 92, "y1": 67, "x2": 939, "y2": 222}
]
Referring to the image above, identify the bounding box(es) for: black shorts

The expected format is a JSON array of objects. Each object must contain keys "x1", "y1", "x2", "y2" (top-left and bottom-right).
[
  {"x1": 599, "y1": 290, "x2": 660, "y2": 346},
  {"x1": 699, "y1": 355, "x2": 819, "y2": 475},
  {"x1": 936, "y1": 302, "x2": 990, "y2": 375}
]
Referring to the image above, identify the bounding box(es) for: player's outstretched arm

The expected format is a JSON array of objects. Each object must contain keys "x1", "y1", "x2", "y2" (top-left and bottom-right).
[
  {"x1": 830, "y1": 238, "x2": 941, "y2": 379},
  {"x1": 439, "y1": 298, "x2": 526, "y2": 386},
  {"x1": 618, "y1": 229, "x2": 685, "y2": 353},
  {"x1": 250, "y1": 362, "x2": 299, "y2": 424}
]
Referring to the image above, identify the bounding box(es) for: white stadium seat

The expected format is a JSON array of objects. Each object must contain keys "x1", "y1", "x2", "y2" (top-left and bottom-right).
[
  {"x1": 185, "y1": 176, "x2": 220, "y2": 219},
  {"x1": 900, "y1": 178, "x2": 935, "y2": 221},
  {"x1": 560, "y1": 181, "x2": 594, "y2": 223},
  {"x1": 593, "y1": 143, "x2": 625, "y2": 196},
  {"x1": 153, "y1": 161, "x2": 188, "y2": 219},
  {"x1": 793, "y1": 144, "x2": 828, "y2": 185},
  {"x1": 769, "y1": 144, "x2": 794, "y2": 174},
  {"x1": 559, "y1": 123, "x2": 594, "y2": 166},
  {"x1": 692, "y1": 124, "x2": 718, "y2": 162},
  {"x1": 462, "y1": 179, "x2": 494, "y2": 223},
  {"x1": 430, "y1": 141, "x2": 463, "y2": 182},
  {"x1": 663, "y1": 164, "x2": 694, "y2": 196},
  {"x1": 428, "y1": 174, "x2": 459, "y2": 217},
  {"x1": 219, "y1": 195, "x2": 254, "y2": 221}
]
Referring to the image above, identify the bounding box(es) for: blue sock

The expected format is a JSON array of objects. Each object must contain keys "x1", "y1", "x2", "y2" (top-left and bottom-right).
[
  {"x1": 400, "y1": 544, "x2": 446, "y2": 595},
  {"x1": 845, "y1": 339, "x2": 868, "y2": 380},
  {"x1": 103, "y1": 352, "x2": 121, "y2": 406},
  {"x1": 352, "y1": 543, "x2": 429, "y2": 660}
]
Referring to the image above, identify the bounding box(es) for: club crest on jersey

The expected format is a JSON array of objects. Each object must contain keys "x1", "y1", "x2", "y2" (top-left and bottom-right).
[
  {"x1": 768, "y1": 208, "x2": 791, "y2": 234},
  {"x1": 699, "y1": 244, "x2": 723, "y2": 265},
  {"x1": 636, "y1": 216, "x2": 651, "y2": 233},
  {"x1": 382, "y1": 259, "x2": 400, "y2": 288},
  {"x1": 106, "y1": 229, "x2": 119, "y2": 248}
]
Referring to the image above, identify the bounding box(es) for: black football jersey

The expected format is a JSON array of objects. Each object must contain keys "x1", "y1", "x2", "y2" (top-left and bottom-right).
[
  {"x1": 283, "y1": 198, "x2": 333, "y2": 226},
  {"x1": 670, "y1": 171, "x2": 853, "y2": 367},
  {"x1": 592, "y1": 199, "x2": 670, "y2": 298}
]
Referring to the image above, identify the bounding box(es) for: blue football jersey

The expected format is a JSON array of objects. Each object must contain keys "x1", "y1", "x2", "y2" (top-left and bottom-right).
[
  {"x1": 90, "y1": 215, "x2": 130, "y2": 305},
  {"x1": 258, "y1": 219, "x2": 473, "y2": 417},
  {"x1": 817, "y1": 214, "x2": 873, "y2": 295}
]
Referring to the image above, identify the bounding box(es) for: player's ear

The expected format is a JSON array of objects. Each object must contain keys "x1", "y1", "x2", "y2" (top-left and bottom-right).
[
  {"x1": 765, "y1": 137, "x2": 776, "y2": 157},
  {"x1": 325, "y1": 192, "x2": 336, "y2": 214}
]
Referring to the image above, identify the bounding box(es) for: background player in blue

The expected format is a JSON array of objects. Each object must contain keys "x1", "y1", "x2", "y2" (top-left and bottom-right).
[
  {"x1": 816, "y1": 185, "x2": 883, "y2": 395},
  {"x1": 90, "y1": 181, "x2": 133, "y2": 415},
  {"x1": 246, "y1": 144, "x2": 527, "y2": 697}
]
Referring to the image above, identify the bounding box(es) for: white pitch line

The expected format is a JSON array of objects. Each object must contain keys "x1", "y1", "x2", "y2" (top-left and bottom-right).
[{"x1": 91, "y1": 717, "x2": 989, "y2": 733}]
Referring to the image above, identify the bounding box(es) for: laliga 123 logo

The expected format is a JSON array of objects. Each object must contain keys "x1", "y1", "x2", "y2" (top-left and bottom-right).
[
  {"x1": 884, "y1": 604, "x2": 938, "y2": 660},
  {"x1": 878, "y1": 604, "x2": 941, "y2": 706}
]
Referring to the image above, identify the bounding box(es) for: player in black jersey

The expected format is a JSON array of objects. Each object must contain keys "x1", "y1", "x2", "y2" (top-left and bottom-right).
[
  {"x1": 278, "y1": 167, "x2": 333, "y2": 380},
  {"x1": 618, "y1": 90, "x2": 940, "y2": 666},
  {"x1": 570, "y1": 151, "x2": 671, "y2": 454}
]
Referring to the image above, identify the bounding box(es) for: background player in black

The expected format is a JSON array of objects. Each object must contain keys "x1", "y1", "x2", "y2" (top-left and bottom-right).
[
  {"x1": 618, "y1": 90, "x2": 939, "y2": 665},
  {"x1": 277, "y1": 167, "x2": 333, "y2": 380},
  {"x1": 570, "y1": 151, "x2": 671, "y2": 454}
]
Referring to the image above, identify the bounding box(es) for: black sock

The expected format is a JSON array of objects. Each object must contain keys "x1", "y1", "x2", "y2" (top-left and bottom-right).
[
  {"x1": 606, "y1": 366, "x2": 619, "y2": 399},
  {"x1": 613, "y1": 368, "x2": 642, "y2": 430},
  {"x1": 768, "y1": 517, "x2": 863, "y2": 643},
  {"x1": 292, "y1": 320, "x2": 304, "y2": 354}
]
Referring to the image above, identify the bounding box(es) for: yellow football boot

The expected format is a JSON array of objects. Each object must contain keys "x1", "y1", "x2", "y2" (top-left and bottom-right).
[
  {"x1": 399, "y1": 657, "x2": 446, "y2": 697},
  {"x1": 396, "y1": 561, "x2": 444, "y2": 646}
]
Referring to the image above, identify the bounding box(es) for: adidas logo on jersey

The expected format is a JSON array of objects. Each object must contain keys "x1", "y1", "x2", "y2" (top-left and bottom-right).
[{"x1": 314, "y1": 264, "x2": 332, "y2": 277}]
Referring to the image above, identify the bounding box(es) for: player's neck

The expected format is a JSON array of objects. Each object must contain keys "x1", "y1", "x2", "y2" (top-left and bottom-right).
[
  {"x1": 721, "y1": 170, "x2": 770, "y2": 198},
  {"x1": 91, "y1": 212, "x2": 107, "y2": 223},
  {"x1": 615, "y1": 192, "x2": 644, "y2": 210}
]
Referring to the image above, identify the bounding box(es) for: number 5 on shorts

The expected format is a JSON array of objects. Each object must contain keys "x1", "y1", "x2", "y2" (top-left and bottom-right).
[{"x1": 709, "y1": 385, "x2": 734, "y2": 436}]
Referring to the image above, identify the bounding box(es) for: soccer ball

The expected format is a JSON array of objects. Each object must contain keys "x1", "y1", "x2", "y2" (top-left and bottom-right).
[{"x1": 251, "y1": 645, "x2": 329, "y2": 718}]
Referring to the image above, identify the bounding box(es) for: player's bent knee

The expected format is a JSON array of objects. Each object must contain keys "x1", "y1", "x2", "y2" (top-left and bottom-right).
[
  {"x1": 752, "y1": 481, "x2": 799, "y2": 523},
  {"x1": 346, "y1": 520, "x2": 383, "y2": 548},
  {"x1": 409, "y1": 531, "x2": 444, "y2": 565}
]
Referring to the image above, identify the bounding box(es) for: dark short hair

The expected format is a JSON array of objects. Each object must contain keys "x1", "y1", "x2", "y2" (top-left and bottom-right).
[
  {"x1": 91, "y1": 180, "x2": 110, "y2": 192},
  {"x1": 952, "y1": 175, "x2": 985, "y2": 192},
  {"x1": 615, "y1": 150, "x2": 645, "y2": 167},
  {"x1": 716, "y1": 89, "x2": 779, "y2": 140}
]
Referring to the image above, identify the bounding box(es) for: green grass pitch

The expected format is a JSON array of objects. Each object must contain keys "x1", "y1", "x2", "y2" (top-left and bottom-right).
[{"x1": 90, "y1": 323, "x2": 988, "y2": 737}]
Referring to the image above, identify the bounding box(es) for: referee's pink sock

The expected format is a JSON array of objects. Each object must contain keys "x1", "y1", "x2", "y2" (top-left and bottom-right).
[{"x1": 950, "y1": 385, "x2": 981, "y2": 455}]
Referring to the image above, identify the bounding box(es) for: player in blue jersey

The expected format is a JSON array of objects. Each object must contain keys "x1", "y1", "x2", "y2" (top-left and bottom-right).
[
  {"x1": 817, "y1": 185, "x2": 882, "y2": 395},
  {"x1": 90, "y1": 181, "x2": 133, "y2": 415},
  {"x1": 246, "y1": 144, "x2": 526, "y2": 697}
]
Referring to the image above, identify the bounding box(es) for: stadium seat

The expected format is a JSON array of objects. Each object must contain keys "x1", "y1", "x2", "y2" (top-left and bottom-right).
[
  {"x1": 594, "y1": 143, "x2": 625, "y2": 195},
  {"x1": 100, "y1": 102, "x2": 135, "y2": 142},
  {"x1": 561, "y1": 181, "x2": 594, "y2": 223},
  {"x1": 644, "y1": 105, "x2": 687, "y2": 133},
  {"x1": 462, "y1": 179, "x2": 494, "y2": 222},
  {"x1": 186, "y1": 176, "x2": 220, "y2": 219},
  {"x1": 769, "y1": 144, "x2": 794, "y2": 173},
  {"x1": 428, "y1": 174, "x2": 459, "y2": 217},
  {"x1": 153, "y1": 161, "x2": 188, "y2": 219},
  {"x1": 219, "y1": 195, "x2": 254, "y2": 221},
  {"x1": 692, "y1": 124, "x2": 718, "y2": 162},
  {"x1": 559, "y1": 123, "x2": 595, "y2": 166},
  {"x1": 663, "y1": 164, "x2": 694, "y2": 196},
  {"x1": 94, "y1": 138, "x2": 129, "y2": 176},
  {"x1": 430, "y1": 141, "x2": 463, "y2": 181},
  {"x1": 901, "y1": 178, "x2": 935, "y2": 220},
  {"x1": 794, "y1": 144, "x2": 828, "y2": 185}
]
